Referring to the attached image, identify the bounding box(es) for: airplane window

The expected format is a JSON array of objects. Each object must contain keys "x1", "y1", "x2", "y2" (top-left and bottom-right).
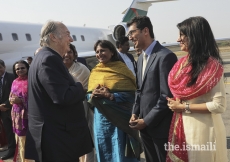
[
  {"x1": 12, "y1": 33, "x2": 18, "y2": 41},
  {"x1": 0, "y1": 33, "x2": 2, "y2": 41},
  {"x1": 81, "y1": 35, "x2": 85, "y2": 41},
  {"x1": 72, "y1": 35, "x2": 77, "y2": 41},
  {"x1": 26, "y1": 34, "x2": 32, "y2": 41}
]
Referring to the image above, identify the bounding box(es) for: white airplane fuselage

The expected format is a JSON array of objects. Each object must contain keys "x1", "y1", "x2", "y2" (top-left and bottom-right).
[
  {"x1": 1, "y1": 0, "x2": 180, "y2": 72},
  {"x1": 0, "y1": 21, "x2": 112, "y2": 72}
]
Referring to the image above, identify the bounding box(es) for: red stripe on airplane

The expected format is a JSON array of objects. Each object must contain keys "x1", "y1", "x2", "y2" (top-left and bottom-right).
[{"x1": 131, "y1": 8, "x2": 139, "y2": 16}]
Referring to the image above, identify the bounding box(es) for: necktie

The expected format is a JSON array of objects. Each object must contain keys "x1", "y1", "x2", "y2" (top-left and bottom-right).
[
  {"x1": 0, "y1": 77, "x2": 2, "y2": 102},
  {"x1": 142, "y1": 52, "x2": 148, "y2": 80}
]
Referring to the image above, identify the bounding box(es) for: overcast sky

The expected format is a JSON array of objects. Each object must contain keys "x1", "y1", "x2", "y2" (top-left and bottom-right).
[{"x1": 0, "y1": 0, "x2": 229, "y2": 43}]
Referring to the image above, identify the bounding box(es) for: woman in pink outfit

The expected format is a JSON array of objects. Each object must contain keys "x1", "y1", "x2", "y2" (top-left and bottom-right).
[{"x1": 10, "y1": 60, "x2": 31, "y2": 162}]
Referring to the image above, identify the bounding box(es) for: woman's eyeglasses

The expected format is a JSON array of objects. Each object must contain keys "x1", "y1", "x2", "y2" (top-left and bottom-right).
[{"x1": 15, "y1": 67, "x2": 26, "y2": 71}]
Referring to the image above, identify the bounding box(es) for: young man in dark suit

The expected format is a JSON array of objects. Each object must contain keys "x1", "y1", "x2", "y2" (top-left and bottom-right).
[
  {"x1": 0, "y1": 59, "x2": 16, "y2": 160},
  {"x1": 116, "y1": 36, "x2": 137, "y2": 76},
  {"x1": 127, "y1": 16, "x2": 177, "y2": 162}
]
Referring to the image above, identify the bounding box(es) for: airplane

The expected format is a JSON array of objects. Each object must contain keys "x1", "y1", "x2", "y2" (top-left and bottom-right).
[{"x1": 0, "y1": 0, "x2": 177, "y2": 72}]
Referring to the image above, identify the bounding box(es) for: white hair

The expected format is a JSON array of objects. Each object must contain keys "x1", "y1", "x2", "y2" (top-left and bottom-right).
[{"x1": 40, "y1": 20, "x2": 62, "y2": 47}]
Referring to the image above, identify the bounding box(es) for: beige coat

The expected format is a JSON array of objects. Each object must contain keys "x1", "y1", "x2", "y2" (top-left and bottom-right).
[
  {"x1": 183, "y1": 76, "x2": 228, "y2": 162},
  {"x1": 68, "y1": 62, "x2": 90, "y2": 90}
]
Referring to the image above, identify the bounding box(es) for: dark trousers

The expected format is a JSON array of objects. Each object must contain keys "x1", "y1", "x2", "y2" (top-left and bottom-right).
[
  {"x1": 140, "y1": 129, "x2": 168, "y2": 162},
  {"x1": 1, "y1": 115, "x2": 16, "y2": 151}
]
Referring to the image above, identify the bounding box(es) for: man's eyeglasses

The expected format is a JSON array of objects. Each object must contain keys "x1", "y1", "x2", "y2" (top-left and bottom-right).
[
  {"x1": 127, "y1": 29, "x2": 140, "y2": 37},
  {"x1": 15, "y1": 67, "x2": 26, "y2": 71}
]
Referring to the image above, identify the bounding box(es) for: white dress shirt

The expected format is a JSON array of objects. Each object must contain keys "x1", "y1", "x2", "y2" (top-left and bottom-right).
[{"x1": 118, "y1": 52, "x2": 136, "y2": 76}]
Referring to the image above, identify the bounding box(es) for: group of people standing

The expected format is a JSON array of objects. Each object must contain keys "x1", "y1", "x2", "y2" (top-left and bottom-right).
[
  {"x1": 0, "y1": 59, "x2": 31, "y2": 162},
  {"x1": 0, "y1": 15, "x2": 228, "y2": 162}
]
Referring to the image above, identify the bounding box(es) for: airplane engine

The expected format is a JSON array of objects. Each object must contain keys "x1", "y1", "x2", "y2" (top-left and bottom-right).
[{"x1": 112, "y1": 23, "x2": 128, "y2": 41}]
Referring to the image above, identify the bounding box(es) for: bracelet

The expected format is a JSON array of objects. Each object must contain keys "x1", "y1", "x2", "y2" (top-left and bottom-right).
[{"x1": 185, "y1": 102, "x2": 191, "y2": 113}]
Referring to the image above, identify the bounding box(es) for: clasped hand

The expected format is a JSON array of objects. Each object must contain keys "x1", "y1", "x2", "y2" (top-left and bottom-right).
[
  {"x1": 91, "y1": 84, "x2": 111, "y2": 99},
  {"x1": 9, "y1": 94, "x2": 22, "y2": 105},
  {"x1": 166, "y1": 97, "x2": 184, "y2": 113},
  {"x1": 129, "y1": 114, "x2": 146, "y2": 130}
]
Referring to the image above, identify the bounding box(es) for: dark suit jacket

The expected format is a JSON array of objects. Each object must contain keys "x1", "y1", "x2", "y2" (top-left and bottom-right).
[
  {"x1": 132, "y1": 41, "x2": 177, "y2": 138},
  {"x1": 118, "y1": 52, "x2": 137, "y2": 74},
  {"x1": 0, "y1": 72, "x2": 15, "y2": 119},
  {"x1": 25, "y1": 47, "x2": 92, "y2": 161}
]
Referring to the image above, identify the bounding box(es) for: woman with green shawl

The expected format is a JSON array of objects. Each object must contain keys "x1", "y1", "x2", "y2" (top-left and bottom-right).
[{"x1": 87, "y1": 40, "x2": 142, "y2": 162}]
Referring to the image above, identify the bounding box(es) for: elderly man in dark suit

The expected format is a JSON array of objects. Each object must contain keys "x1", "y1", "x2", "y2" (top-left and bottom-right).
[
  {"x1": 0, "y1": 59, "x2": 16, "y2": 160},
  {"x1": 25, "y1": 21, "x2": 92, "y2": 162},
  {"x1": 128, "y1": 16, "x2": 178, "y2": 162}
]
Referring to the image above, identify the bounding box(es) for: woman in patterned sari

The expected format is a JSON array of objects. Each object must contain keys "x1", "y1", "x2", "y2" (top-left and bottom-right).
[
  {"x1": 87, "y1": 40, "x2": 142, "y2": 162},
  {"x1": 166, "y1": 16, "x2": 227, "y2": 162},
  {"x1": 9, "y1": 60, "x2": 31, "y2": 162}
]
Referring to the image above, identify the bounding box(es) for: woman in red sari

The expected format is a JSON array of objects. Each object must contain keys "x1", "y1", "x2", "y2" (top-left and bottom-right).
[{"x1": 166, "y1": 16, "x2": 227, "y2": 162}]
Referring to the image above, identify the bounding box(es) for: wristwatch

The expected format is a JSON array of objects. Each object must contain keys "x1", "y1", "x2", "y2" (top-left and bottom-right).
[{"x1": 185, "y1": 102, "x2": 191, "y2": 113}]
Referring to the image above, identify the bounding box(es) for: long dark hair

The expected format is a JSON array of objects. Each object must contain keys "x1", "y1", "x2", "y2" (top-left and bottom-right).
[
  {"x1": 13, "y1": 60, "x2": 29, "y2": 77},
  {"x1": 94, "y1": 40, "x2": 119, "y2": 62},
  {"x1": 177, "y1": 16, "x2": 223, "y2": 86},
  {"x1": 69, "y1": 44, "x2": 78, "y2": 62}
]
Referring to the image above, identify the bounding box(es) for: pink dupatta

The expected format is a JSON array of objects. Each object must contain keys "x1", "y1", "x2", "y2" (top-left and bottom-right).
[{"x1": 166, "y1": 55, "x2": 223, "y2": 162}]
